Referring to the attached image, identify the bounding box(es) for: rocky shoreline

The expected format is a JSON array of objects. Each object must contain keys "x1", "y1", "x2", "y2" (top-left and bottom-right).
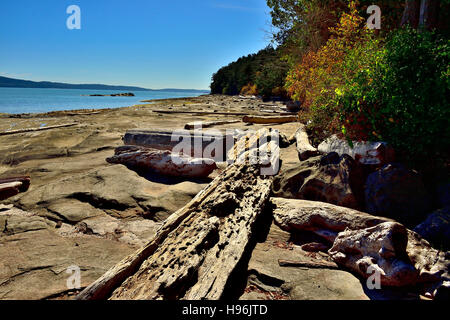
[{"x1": 0, "y1": 94, "x2": 448, "y2": 300}]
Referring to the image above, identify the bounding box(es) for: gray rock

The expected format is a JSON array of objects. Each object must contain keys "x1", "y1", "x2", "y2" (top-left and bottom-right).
[
  {"x1": 365, "y1": 163, "x2": 431, "y2": 227},
  {"x1": 318, "y1": 134, "x2": 395, "y2": 166},
  {"x1": 414, "y1": 207, "x2": 450, "y2": 250},
  {"x1": 273, "y1": 153, "x2": 365, "y2": 210}
]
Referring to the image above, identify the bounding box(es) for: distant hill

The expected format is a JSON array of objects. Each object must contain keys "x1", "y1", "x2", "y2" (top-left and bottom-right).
[{"x1": 0, "y1": 76, "x2": 208, "y2": 92}]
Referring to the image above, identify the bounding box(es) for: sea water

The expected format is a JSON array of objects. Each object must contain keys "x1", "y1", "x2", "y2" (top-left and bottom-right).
[{"x1": 0, "y1": 87, "x2": 209, "y2": 114}]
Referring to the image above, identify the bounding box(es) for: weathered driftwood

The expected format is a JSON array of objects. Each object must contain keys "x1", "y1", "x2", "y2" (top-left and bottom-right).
[
  {"x1": 294, "y1": 124, "x2": 319, "y2": 161},
  {"x1": 184, "y1": 120, "x2": 240, "y2": 130},
  {"x1": 242, "y1": 115, "x2": 298, "y2": 124},
  {"x1": 123, "y1": 129, "x2": 233, "y2": 162},
  {"x1": 278, "y1": 259, "x2": 338, "y2": 270},
  {"x1": 106, "y1": 146, "x2": 217, "y2": 178},
  {"x1": 272, "y1": 198, "x2": 449, "y2": 294},
  {"x1": 0, "y1": 123, "x2": 77, "y2": 136},
  {"x1": 76, "y1": 161, "x2": 273, "y2": 300},
  {"x1": 227, "y1": 128, "x2": 281, "y2": 176},
  {"x1": 0, "y1": 176, "x2": 31, "y2": 201},
  {"x1": 152, "y1": 109, "x2": 249, "y2": 116}
]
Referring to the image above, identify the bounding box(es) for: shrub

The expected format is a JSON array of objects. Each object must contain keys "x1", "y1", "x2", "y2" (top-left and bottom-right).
[
  {"x1": 338, "y1": 27, "x2": 450, "y2": 166},
  {"x1": 240, "y1": 83, "x2": 258, "y2": 96}
]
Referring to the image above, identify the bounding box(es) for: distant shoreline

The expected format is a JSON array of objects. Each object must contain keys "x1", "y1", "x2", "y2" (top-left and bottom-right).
[{"x1": 0, "y1": 76, "x2": 209, "y2": 93}]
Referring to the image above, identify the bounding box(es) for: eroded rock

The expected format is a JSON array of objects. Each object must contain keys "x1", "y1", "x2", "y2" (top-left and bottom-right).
[
  {"x1": 328, "y1": 222, "x2": 419, "y2": 287},
  {"x1": 273, "y1": 153, "x2": 365, "y2": 210}
]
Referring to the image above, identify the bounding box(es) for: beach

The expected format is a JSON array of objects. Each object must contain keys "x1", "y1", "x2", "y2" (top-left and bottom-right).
[{"x1": 0, "y1": 95, "x2": 308, "y2": 299}]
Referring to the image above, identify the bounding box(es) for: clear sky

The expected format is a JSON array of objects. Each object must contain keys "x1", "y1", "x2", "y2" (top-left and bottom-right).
[{"x1": 0, "y1": 0, "x2": 272, "y2": 90}]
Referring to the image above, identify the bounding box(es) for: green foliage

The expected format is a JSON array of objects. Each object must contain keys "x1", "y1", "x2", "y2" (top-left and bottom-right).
[
  {"x1": 210, "y1": 46, "x2": 288, "y2": 98},
  {"x1": 338, "y1": 27, "x2": 450, "y2": 165}
]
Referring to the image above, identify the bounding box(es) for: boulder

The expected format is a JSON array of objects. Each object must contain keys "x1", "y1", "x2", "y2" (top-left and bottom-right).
[
  {"x1": 285, "y1": 101, "x2": 301, "y2": 112},
  {"x1": 273, "y1": 153, "x2": 365, "y2": 210},
  {"x1": 106, "y1": 146, "x2": 218, "y2": 178},
  {"x1": 436, "y1": 183, "x2": 450, "y2": 208},
  {"x1": 414, "y1": 207, "x2": 450, "y2": 251},
  {"x1": 365, "y1": 163, "x2": 431, "y2": 227},
  {"x1": 318, "y1": 134, "x2": 395, "y2": 166},
  {"x1": 329, "y1": 222, "x2": 419, "y2": 287}
]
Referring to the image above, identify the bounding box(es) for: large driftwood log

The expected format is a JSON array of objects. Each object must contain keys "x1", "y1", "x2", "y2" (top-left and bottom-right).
[
  {"x1": 0, "y1": 176, "x2": 31, "y2": 201},
  {"x1": 0, "y1": 123, "x2": 77, "y2": 136},
  {"x1": 106, "y1": 146, "x2": 217, "y2": 178},
  {"x1": 123, "y1": 129, "x2": 233, "y2": 161},
  {"x1": 152, "y1": 109, "x2": 249, "y2": 116},
  {"x1": 76, "y1": 161, "x2": 273, "y2": 300},
  {"x1": 242, "y1": 115, "x2": 298, "y2": 124},
  {"x1": 184, "y1": 120, "x2": 240, "y2": 130},
  {"x1": 293, "y1": 124, "x2": 319, "y2": 161}
]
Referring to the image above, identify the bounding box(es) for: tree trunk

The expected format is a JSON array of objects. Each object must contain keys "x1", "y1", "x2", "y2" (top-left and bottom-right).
[
  {"x1": 419, "y1": 0, "x2": 441, "y2": 30},
  {"x1": 401, "y1": 0, "x2": 421, "y2": 28}
]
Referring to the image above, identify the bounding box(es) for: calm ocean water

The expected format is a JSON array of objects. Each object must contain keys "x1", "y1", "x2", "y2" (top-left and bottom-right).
[{"x1": 0, "y1": 87, "x2": 209, "y2": 114}]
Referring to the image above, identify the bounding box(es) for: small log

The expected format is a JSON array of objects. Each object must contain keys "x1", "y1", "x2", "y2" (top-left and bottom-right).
[
  {"x1": 294, "y1": 124, "x2": 319, "y2": 161},
  {"x1": 242, "y1": 115, "x2": 298, "y2": 124},
  {"x1": 106, "y1": 146, "x2": 218, "y2": 178},
  {"x1": 77, "y1": 156, "x2": 273, "y2": 300},
  {"x1": 0, "y1": 123, "x2": 78, "y2": 136},
  {"x1": 0, "y1": 176, "x2": 31, "y2": 201},
  {"x1": 278, "y1": 259, "x2": 338, "y2": 270},
  {"x1": 184, "y1": 120, "x2": 240, "y2": 130}
]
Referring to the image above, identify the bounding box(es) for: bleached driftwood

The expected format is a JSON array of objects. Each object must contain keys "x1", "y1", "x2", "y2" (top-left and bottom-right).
[
  {"x1": 242, "y1": 115, "x2": 298, "y2": 124},
  {"x1": 106, "y1": 146, "x2": 217, "y2": 178},
  {"x1": 184, "y1": 120, "x2": 240, "y2": 130},
  {"x1": 293, "y1": 124, "x2": 319, "y2": 161},
  {"x1": 0, "y1": 176, "x2": 31, "y2": 201},
  {"x1": 0, "y1": 123, "x2": 78, "y2": 136},
  {"x1": 76, "y1": 161, "x2": 273, "y2": 300}
]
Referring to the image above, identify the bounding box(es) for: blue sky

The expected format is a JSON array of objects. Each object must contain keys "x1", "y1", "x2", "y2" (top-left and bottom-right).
[{"x1": 0, "y1": 0, "x2": 272, "y2": 90}]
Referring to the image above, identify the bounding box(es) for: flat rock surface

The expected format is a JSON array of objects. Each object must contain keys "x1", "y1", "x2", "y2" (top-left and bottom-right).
[
  {"x1": 0, "y1": 95, "x2": 299, "y2": 300},
  {"x1": 240, "y1": 223, "x2": 420, "y2": 300},
  {"x1": 240, "y1": 223, "x2": 370, "y2": 300}
]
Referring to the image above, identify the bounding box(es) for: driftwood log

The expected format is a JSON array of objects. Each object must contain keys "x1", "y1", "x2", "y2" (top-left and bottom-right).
[
  {"x1": 123, "y1": 129, "x2": 233, "y2": 161},
  {"x1": 272, "y1": 198, "x2": 449, "y2": 294},
  {"x1": 76, "y1": 161, "x2": 273, "y2": 300},
  {"x1": 293, "y1": 124, "x2": 319, "y2": 161},
  {"x1": 0, "y1": 176, "x2": 31, "y2": 201},
  {"x1": 184, "y1": 120, "x2": 240, "y2": 130},
  {"x1": 152, "y1": 110, "x2": 249, "y2": 116},
  {"x1": 0, "y1": 123, "x2": 77, "y2": 136},
  {"x1": 242, "y1": 115, "x2": 298, "y2": 124},
  {"x1": 106, "y1": 146, "x2": 218, "y2": 178}
]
